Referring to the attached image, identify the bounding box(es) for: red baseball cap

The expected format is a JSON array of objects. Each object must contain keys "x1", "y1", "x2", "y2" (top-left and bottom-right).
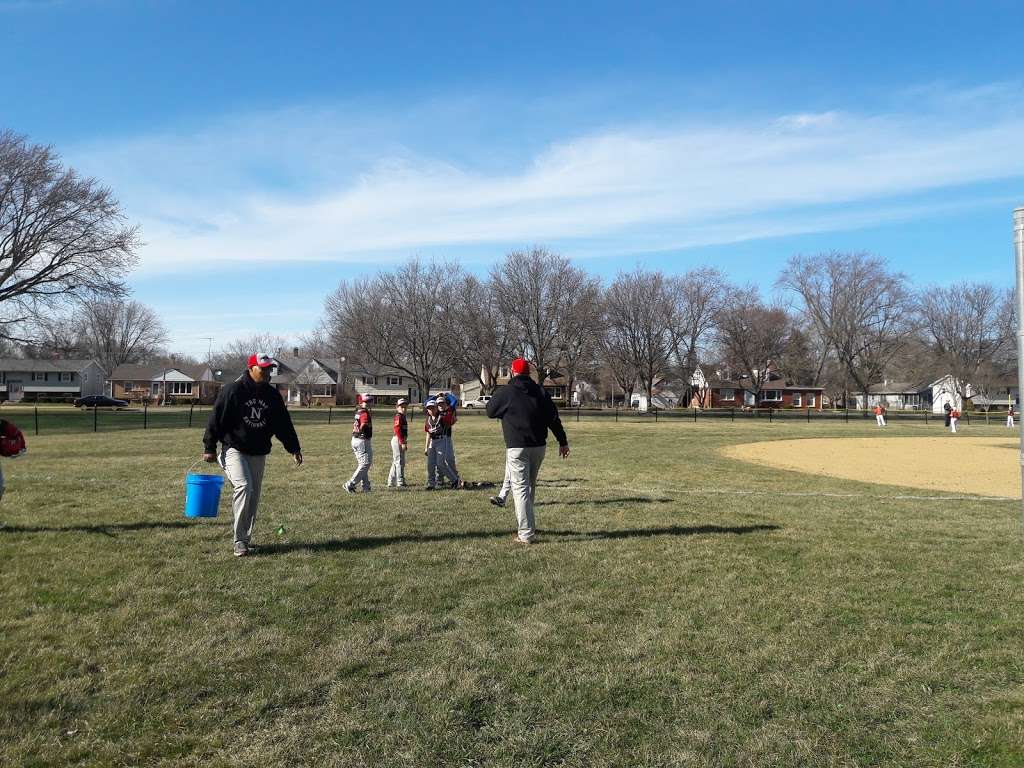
[
  {"x1": 248, "y1": 352, "x2": 275, "y2": 368},
  {"x1": 511, "y1": 358, "x2": 530, "y2": 375}
]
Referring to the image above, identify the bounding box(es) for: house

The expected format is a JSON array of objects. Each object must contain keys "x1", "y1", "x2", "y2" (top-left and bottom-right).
[
  {"x1": 704, "y1": 372, "x2": 825, "y2": 409},
  {"x1": 852, "y1": 382, "x2": 931, "y2": 411},
  {"x1": 630, "y1": 376, "x2": 681, "y2": 411},
  {"x1": 271, "y1": 356, "x2": 350, "y2": 406},
  {"x1": 465, "y1": 362, "x2": 572, "y2": 405},
  {"x1": 0, "y1": 358, "x2": 105, "y2": 402},
  {"x1": 108, "y1": 364, "x2": 223, "y2": 404},
  {"x1": 970, "y1": 377, "x2": 1019, "y2": 411}
]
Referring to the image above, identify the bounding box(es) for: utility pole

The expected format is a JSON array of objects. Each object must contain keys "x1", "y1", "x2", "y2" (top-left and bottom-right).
[{"x1": 1014, "y1": 206, "x2": 1024, "y2": 520}]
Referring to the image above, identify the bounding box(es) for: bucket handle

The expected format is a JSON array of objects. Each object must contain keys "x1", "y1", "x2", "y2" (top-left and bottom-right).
[{"x1": 186, "y1": 457, "x2": 222, "y2": 477}]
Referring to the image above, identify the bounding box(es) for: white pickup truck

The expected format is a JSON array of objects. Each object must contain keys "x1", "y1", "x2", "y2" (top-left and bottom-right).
[{"x1": 463, "y1": 395, "x2": 492, "y2": 409}]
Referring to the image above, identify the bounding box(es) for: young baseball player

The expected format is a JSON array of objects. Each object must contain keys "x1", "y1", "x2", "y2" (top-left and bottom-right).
[
  {"x1": 874, "y1": 404, "x2": 886, "y2": 427},
  {"x1": 387, "y1": 398, "x2": 409, "y2": 487},
  {"x1": 950, "y1": 407, "x2": 960, "y2": 433},
  {"x1": 346, "y1": 394, "x2": 373, "y2": 492},
  {"x1": 435, "y1": 394, "x2": 459, "y2": 486},
  {"x1": 423, "y1": 398, "x2": 461, "y2": 490},
  {"x1": 1008, "y1": 404, "x2": 1015, "y2": 428}
]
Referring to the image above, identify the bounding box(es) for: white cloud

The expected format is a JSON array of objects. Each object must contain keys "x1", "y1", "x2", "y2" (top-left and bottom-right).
[{"x1": 66, "y1": 85, "x2": 1024, "y2": 274}]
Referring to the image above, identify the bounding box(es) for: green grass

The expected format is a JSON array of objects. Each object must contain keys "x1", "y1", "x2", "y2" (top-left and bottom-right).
[{"x1": 1, "y1": 418, "x2": 1022, "y2": 767}]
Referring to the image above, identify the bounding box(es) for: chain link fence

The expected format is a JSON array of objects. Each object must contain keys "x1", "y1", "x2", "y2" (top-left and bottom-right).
[{"x1": 0, "y1": 403, "x2": 1011, "y2": 436}]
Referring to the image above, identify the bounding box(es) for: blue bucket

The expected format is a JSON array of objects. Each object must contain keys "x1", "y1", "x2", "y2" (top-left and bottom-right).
[{"x1": 184, "y1": 473, "x2": 224, "y2": 518}]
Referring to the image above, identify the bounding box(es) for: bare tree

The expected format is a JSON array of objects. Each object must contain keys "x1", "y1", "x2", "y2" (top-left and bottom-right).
[
  {"x1": 212, "y1": 332, "x2": 289, "y2": 375},
  {"x1": 24, "y1": 312, "x2": 86, "y2": 358},
  {"x1": 714, "y1": 287, "x2": 794, "y2": 401},
  {"x1": 324, "y1": 257, "x2": 461, "y2": 399},
  {"x1": 603, "y1": 269, "x2": 676, "y2": 408},
  {"x1": 553, "y1": 270, "x2": 603, "y2": 405},
  {"x1": 779, "y1": 252, "x2": 915, "y2": 405},
  {"x1": 447, "y1": 274, "x2": 514, "y2": 394},
  {"x1": 667, "y1": 267, "x2": 726, "y2": 394},
  {"x1": 0, "y1": 131, "x2": 139, "y2": 342},
  {"x1": 491, "y1": 247, "x2": 579, "y2": 377},
  {"x1": 76, "y1": 297, "x2": 167, "y2": 373},
  {"x1": 917, "y1": 282, "x2": 1014, "y2": 404}
]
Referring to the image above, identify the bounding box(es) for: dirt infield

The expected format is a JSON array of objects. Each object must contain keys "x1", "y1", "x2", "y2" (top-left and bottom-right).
[{"x1": 723, "y1": 436, "x2": 1021, "y2": 499}]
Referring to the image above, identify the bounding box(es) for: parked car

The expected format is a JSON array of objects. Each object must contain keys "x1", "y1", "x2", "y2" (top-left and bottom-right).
[
  {"x1": 74, "y1": 395, "x2": 129, "y2": 409},
  {"x1": 463, "y1": 395, "x2": 492, "y2": 409}
]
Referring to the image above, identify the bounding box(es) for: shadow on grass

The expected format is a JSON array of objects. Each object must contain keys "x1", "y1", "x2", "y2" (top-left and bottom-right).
[
  {"x1": 536, "y1": 496, "x2": 672, "y2": 507},
  {"x1": 259, "y1": 523, "x2": 780, "y2": 555},
  {"x1": 0, "y1": 520, "x2": 193, "y2": 538}
]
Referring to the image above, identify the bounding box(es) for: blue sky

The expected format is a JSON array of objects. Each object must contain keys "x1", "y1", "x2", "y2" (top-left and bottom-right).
[{"x1": 3, "y1": 0, "x2": 1023, "y2": 358}]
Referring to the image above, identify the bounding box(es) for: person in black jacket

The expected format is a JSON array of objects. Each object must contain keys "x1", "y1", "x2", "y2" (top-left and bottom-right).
[
  {"x1": 202, "y1": 352, "x2": 302, "y2": 557},
  {"x1": 486, "y1": 357, "x2": 569, "y2": 544}
]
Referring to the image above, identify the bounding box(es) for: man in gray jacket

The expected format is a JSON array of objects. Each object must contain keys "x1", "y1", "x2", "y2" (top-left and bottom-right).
[{"x1": 486, "y1": 357, "x2": 569, "y2": 545}]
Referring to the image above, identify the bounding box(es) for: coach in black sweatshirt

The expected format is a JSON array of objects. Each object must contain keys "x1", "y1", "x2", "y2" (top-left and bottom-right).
[
  {"x1": 202, "y1": 353, "x2": 302, "y2": 557},
  {"x1": 486, "y1": 358, "x2": 569, "y2": 545}
]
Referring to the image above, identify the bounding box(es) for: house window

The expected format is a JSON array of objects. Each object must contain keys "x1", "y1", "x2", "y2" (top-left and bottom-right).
[
  {"x1": 792, "y1": 393, "x2": 802, "y2": 407},
  {"x1": 499, "y1": 367, "x2": 510, "y2": 378},
  {"x1": 808, "y1": 394, "x2": 816, "y2": 407},
  {"x1": 720, "y1": 388, "x2": 734, "y2": 401},
  {"x1": 744, "y1": 391, "x2": 755, "y2": 406},
  {"x1": 125, "y1": 381, "x2": 135, "y2": 391},
  {"x1": 387, "y1": 376, "x2": 401, "y2": 386},
  {"x1": 359, "y1": 376, "x2": 376, "y2": 386},
  {"x1": 60, "y1": 372, "x2": 73, "y2": 383},
  {"x1": 170, "y1": 382, "x2": 193, "y2": 395},
  {"x1": 151, "y1": 382, "x2": 160, "y2": 395},
  {"x1": 32, "y1": 372, "x2": 46, "y2": 382},
  {"x1": 761, "y1": 390, "x2": 782, "y2": 402}
]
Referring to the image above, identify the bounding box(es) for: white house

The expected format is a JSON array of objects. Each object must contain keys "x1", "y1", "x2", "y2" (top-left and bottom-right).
[
  {"x1": 928, "y1": 375, "x2": 971, "y2": 414},
  {"x1": 0, "y1": 358, "x2": 105, "y2": 402}
]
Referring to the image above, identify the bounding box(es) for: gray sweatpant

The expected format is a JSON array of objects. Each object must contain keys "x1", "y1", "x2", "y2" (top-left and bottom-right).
[
  {"x1": 427, "y1": 436, "x2": 459, "y2": 487},
  {"x1": 218, "y1": 447, "x2": 267, "y2": 545},
  {"x1": 387, "y1": 436, "x2": 406, "y2": 486},
  {"x1": 507, "y1": 446, "x2": 546, "y2": 542},
  {"x1": 498, "y1": 459, "x2": 511, "y2": 501},
  {"x1": 349, "y1": 437, "x2": 372, "y2": 490}
]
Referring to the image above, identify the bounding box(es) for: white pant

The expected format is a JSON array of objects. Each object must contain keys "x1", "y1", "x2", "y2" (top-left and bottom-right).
[
  {"x1": 426, "y1": 436, "x2": 459, "y2": 487},
  {"x1": 950, "y1": 417, "x2": 958, "y2": 433},
  {"x1": 387, "y1": 436, "x2": 406, "y2": 486},
  {"x1": 875, "y1": 414, "x2": 886, "y2": 427},
  {"x1": 349, "y1": 437, "x2": 372, "y2": 490},
  {"x1": 218, "y1": 447, "x2": 267, "y2": 545},
  {"x1": 1008, "y1": 415, "x2": 1015, "y2": 428},
  {"x1": 507, "y1": 446, "x2": 546, "y2": 542}
]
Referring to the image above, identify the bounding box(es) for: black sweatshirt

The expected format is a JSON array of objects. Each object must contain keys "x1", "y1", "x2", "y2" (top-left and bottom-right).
[
  {"x1": 203, "y1": 372, "x2": 301, "y2": 456},
  {"x1": 485, "y1": 374, "x2": 569, "y2": 449}
]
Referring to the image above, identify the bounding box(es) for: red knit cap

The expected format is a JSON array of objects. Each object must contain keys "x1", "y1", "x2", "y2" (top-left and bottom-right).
[{"x1": 511, "y1": 358, "x2": 530, "y2": 375}]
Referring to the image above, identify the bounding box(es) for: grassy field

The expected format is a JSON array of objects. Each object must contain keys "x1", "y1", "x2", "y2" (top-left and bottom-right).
[{"x1": 1, "y1": 417, "x2": 1022, "y2": 767}]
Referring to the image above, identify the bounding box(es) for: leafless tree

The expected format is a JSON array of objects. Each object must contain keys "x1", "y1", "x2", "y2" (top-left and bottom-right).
[
  {"x1": 602, "y1": 269, "x2": 676, "y2": 408},
  {"x1": 324, "y1": 257, "x2": 461, "y2": 399},
  {"x1": 24, "y1": 312, "x2": 86, "y2": 358},
  {"x1": 554, "y1": 271, "x2": 603, "y2": 405},
  {"x1": 76, "y1": 297, "x2": 167, "y2": 374},
  {"x1": 917, "y1": 281, "x2": 1014, "y2": 404},
  {"x1": 714, "y1": 287, "x2": 795, "y2": 401},
  {"x1": 779, "y1": 252, "x2": 915, "y2": 405},
  {"x1": 212, "y1": 332, "x2": 289, "y2": 375},
  {"x1": 0, "y1": 131, "x2": 139, "y2": 342},
  {"x1": 667, "y1": 267, "x2": 726, "y2": 390},
  {"x1": 491, "y1": 247, "x2": 581, "y2": 378},
  {"x1": 447, "y1": 274, "x2": 514, "y2": 394}
]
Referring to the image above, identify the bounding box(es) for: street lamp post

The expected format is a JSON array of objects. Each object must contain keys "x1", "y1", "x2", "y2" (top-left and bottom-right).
[{"x1": 1014, "y1": 206, "x2": 1024, "y2": 520}]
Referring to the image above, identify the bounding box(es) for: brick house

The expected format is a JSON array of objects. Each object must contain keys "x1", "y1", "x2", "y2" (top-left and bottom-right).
[
  {"x1": 108, "y1": 364, "x2": 223, "y2": 404},
  {"x1": 705, "y1": 373, "x2": 825, "y2": 409}
]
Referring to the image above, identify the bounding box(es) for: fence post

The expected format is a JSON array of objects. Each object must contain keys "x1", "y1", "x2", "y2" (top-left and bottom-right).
[
  {"x1": 328, "y1": 406, "x2": 333, "y2": 425},
  {"x1": 731, "y1": 407, "x2": 735, "y2": 422},
  {"x1": 615, "y1": 407, "x2": 618, "y2": 422},
  {"x1": 93, "y1": 406, "x2": 98, "y2": 433},
  {"x1": 34, "y1": 406, "x2": 39, "y2": 436},
  {"x1": 577, "y1": 406, "x2": 580, "y2": 422},
  {"x1": 189, "y1": 404, "x2": 194, "y2": 427},
  {"x1": 144, "y1": 402, "x2": 148, "y2": 430},
  {"x1": 845, "y1": 406, "x2": 849, "y2": 423},
  {"x1": 769, "y1": 408, "x2": 773, "y2": 423},
  {"x1": 966, "y1": 411, "x2": 971, "y2": 425},
  {"x1": 806, "y1": 407, "x2": 810, "y2": 423},
  {"x1": 655, "y1": 408, "x2": 659, "y2": 423},
  {"x1": 693, "y1": 406, "x2": 697, "y2": 423},
  {"x1": 987, "y1": 411, "x2": 990, "y2": 426}
]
